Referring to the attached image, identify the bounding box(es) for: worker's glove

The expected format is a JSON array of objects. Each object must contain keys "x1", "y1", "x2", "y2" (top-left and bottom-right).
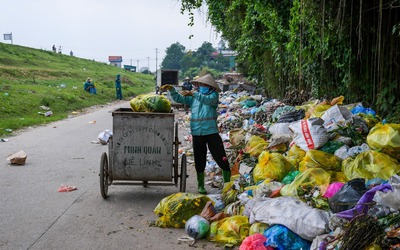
[
  {"x1": 160, "y1": 84, "x2": 174, "y2": 91},
  {"x1": 180, "y1": 90, "x2": 193, "y2": 96}
]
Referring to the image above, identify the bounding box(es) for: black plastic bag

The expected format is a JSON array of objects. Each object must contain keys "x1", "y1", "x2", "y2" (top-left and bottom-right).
[
  {"x1": 328, "y1": 178, "x2": 367, "y2": 213},
  {"x1": 277, "y1": 109, "x2": 305, "y2": 123}
]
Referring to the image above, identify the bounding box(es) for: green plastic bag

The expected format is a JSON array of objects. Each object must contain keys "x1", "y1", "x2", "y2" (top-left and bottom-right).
[{"x1": 281, "y1": 171, "x2": 301, "y2": 185}]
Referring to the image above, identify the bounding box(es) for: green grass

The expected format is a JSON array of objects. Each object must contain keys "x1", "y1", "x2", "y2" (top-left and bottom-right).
[{"x1": 0, "y1": 42, "x2": 155, "y2": 136}]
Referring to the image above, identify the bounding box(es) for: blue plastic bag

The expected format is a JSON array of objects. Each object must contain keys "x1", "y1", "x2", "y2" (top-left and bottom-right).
[
  {"x1": 264, "y1": 224, "x2": 311, "y2": 250},
  {"x1": 351, "y1": 105, "x2": 376, "y2": 116}
]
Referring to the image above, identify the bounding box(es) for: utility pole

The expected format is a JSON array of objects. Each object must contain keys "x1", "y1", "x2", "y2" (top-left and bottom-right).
[
  {"x1": 137, "y1": 60, "x2": 139, "y2": 72},
  {"x1": 155, "y1": 48, "x2": 158, "y2": 73},
  {"x1": 147, "y1": 57, "x2": 150, "y2": 71},
  {"x1": 155, "y1": 48, "x2": 158, "y2": 93}
]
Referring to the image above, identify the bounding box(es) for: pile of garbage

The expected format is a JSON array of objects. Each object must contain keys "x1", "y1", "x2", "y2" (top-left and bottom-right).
[{"x1": 154, "y1": 90, "x2": 400, "y2": 249}]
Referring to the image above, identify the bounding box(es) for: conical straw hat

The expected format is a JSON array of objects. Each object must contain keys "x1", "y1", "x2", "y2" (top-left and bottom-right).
[{"x1": 191, "y1": 74, "x2": 221, "y2": 92}]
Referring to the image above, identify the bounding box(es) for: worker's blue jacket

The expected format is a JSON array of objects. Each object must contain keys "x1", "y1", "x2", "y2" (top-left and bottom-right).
[{"x1": 169, "y1": 88, "x2": 219, "y2": 136}]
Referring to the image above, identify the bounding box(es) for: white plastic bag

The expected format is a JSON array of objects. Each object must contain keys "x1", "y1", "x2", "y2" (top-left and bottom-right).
[
  {"x1": 248, "y1": 196, "x2": 330, "y2": 241},
  {"x1": 185, "y1": 215, "x2": 210, "y2": 240},
  {"x1": 289, "y1": 118, "x2": 329, "y2": 152},
  {"x1": 98, "y1": 129, "x2": 113, "y2": 145},
  {"x1": 373, "y1": 175, "x2": 400, "y2": 211},
  {"x1": 321, "y1": 104, "x2": 352, "y2": 132},
  {"x1": 269, "y1": 122, "x2": 292, "y2": 136}
]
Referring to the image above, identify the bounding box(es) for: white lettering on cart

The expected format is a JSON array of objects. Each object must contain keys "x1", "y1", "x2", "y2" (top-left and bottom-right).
[
  {"x1": 139, "y1": 159, "x2": 161, "y2": 166},
  {"x1": 123, "y1": 146, "x2": 161, "y2": 155},
  {"x1": 115, "y1": 126, "x2": 172, "y2": 154}
]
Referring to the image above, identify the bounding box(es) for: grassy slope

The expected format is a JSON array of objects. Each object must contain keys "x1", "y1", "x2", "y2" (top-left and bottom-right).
[{"x1": 0, "y1": 42, "x2": 155, "y2": 136}]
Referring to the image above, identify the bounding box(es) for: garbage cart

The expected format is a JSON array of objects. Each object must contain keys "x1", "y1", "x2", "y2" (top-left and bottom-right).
[{"x1": 99, "y1": 108, "x2": 187, "y2": 199}]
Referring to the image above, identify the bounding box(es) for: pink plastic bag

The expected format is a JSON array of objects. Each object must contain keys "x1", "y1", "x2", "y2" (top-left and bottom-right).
[
  {"x1": 57, "y1": 185, "x2": 78, "y2": 192},
  {"x1": 239, "y1": 233, "x2": 270, "y2": 250},
  {"x1": 323, "y1": 182, "x2": 344, "y2": 198}
]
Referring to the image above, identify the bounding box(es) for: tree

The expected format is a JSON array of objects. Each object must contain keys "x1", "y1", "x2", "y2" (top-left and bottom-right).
[
  {"x1": 180, "y1": 51, "x2": 200, "y2": 72},
  {"x1": 161, "y1": 42, "x2": 186, "y2": 69},
  {"x1": 193, "y1": 42, "x2": 216, "y2": 67}
]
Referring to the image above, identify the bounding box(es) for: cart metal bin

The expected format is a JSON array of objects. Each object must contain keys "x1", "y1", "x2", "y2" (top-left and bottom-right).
[{"x1": 99, "y1": 108, "x2": 187, "y2": 198}]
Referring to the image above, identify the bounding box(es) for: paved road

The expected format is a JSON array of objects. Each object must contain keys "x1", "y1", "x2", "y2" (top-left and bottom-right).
[{"x1": 0, "y1": 101, "x2": 223, "y2": 250}]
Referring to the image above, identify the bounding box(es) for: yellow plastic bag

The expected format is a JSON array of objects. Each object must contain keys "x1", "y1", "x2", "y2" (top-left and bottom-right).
[
  {"x1": 222, "y1": 175, "x2": 242, "y2": 205},
  {"x1": 309, "y1": 103, "x2": 332, "y2": 118},
  {"x1": 299, "y1": 149, "x2": 342, "y2": 172},
  {"x1": 342, "y1": 150, "x2": 400, "y2": 181},
  {"x1": 244, "y1": 135, "x2": 268, "y2": 157},
  {"x1": 285, "y1": 144, "x2": 306, "y2": 169},
  {"x1": 130, "y1": 94, "x2": 171, "y2": 113},
  {"x1": 153, "y1": 193, "x2": 211, "y2": 228},
  {"x1": 249, "y1": 222, "x2": 269, "y2": 235},
  {"x1": 330, "y1": 96, "x2": 345, "y2": 106},
  {"x1": 367, "y1": 123, "x2": 400, "y2": 160},
  {"x1": 280, "y1": 168, "x2": 331, "y2": 196},
  {"x1": 235, "y1": 96, "x2": 251, "y2": 103},
  {"x1": 208, "y1": 215, "x2": 250, "y2": 245},
  {"x1": 295, "y1": 99, "x2": 320, "y2": 113},
  {"x1": 253, "y1": 151, "x2": 293, "y2": 183}
]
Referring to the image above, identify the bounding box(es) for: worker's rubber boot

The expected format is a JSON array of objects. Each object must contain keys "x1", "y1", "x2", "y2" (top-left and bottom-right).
[
  {"x1": 197, "y1": 172, "x2": 207, "y2": 195},
  {"x1": 222, "y1": 170, "x2": 231, "y2": 183}
]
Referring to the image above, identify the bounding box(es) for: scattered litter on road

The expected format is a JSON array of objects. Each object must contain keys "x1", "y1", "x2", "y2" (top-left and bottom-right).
[
  {"x1": 57, "y1": 185, "x2": 78, "y2": 192},
  {"x1": 97, "y1": 129, "x2": 112, "y2": 145}
]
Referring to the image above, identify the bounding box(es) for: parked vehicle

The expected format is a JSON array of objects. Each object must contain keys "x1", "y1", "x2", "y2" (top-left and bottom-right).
[
  {"x1": 156, "y1": 69, "x2": 183, "y2": 108},
  {"x1": 156, "y1": 69, "x2": 179, "y2": 93}
]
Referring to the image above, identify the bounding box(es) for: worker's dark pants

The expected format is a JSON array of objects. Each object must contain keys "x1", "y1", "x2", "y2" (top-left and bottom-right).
[
  {"x1": 192, "y1": 133, "x2": 230, "y2": 173},
  {"x1": 116, "y1": 88, "x2": 122, "y2": 100}
]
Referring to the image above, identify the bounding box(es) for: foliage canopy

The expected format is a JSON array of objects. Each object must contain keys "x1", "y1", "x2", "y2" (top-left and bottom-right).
[{"x1": 180, "y1": 0, "x2": 400, "y2": 121}]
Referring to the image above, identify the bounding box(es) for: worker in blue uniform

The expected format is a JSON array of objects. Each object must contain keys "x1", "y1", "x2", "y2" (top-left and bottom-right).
[
  {"x1": 160, "y1": 74, "x2": 230, "y2": 194},
  {"x1": 115, "y1": 74, "x2": 122, "y2": 100}
]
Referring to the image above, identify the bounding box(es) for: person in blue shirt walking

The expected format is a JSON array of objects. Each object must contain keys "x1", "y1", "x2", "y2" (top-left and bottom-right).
[
  {"x1": 160, "y1": 74, "x2": 230, "y2": 194},
  {"x1": 115, "y1": 74, "x2": 122, "y2": 100}
]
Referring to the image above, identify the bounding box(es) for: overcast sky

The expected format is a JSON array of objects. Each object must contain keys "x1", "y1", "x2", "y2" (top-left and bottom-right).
[{"x1": 0, "y1": 0, "x2": 220, "y2": 71}]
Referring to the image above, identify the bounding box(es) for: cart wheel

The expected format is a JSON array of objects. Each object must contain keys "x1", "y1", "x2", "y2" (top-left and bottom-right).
[
  {"x1": 179, "y1": 153, "x2": 187, "y2": 192},
  {"x1": 100, "y1": 152, "x2": 109, "y2": 199}
]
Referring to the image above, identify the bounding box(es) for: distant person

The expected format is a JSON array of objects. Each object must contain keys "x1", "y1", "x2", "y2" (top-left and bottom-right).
[
  {"x1": 52, "y1": 45, "x2": 56, "y2": 53},
  {"x1": 58, "y1": 46, "x2": 62, "y2": 54},
  {"x1": 83, "y1": 78, "x2": 97, "y2": 94},
  {"x1": 182, "y1": 77, "x2": 193, "y2": 91},
  {"x1": 70, "y1": 50, "x2": 74, "y2": 56},
  {"x1": 115, "y1": 74, "x2": 122, "y2": 100}
]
